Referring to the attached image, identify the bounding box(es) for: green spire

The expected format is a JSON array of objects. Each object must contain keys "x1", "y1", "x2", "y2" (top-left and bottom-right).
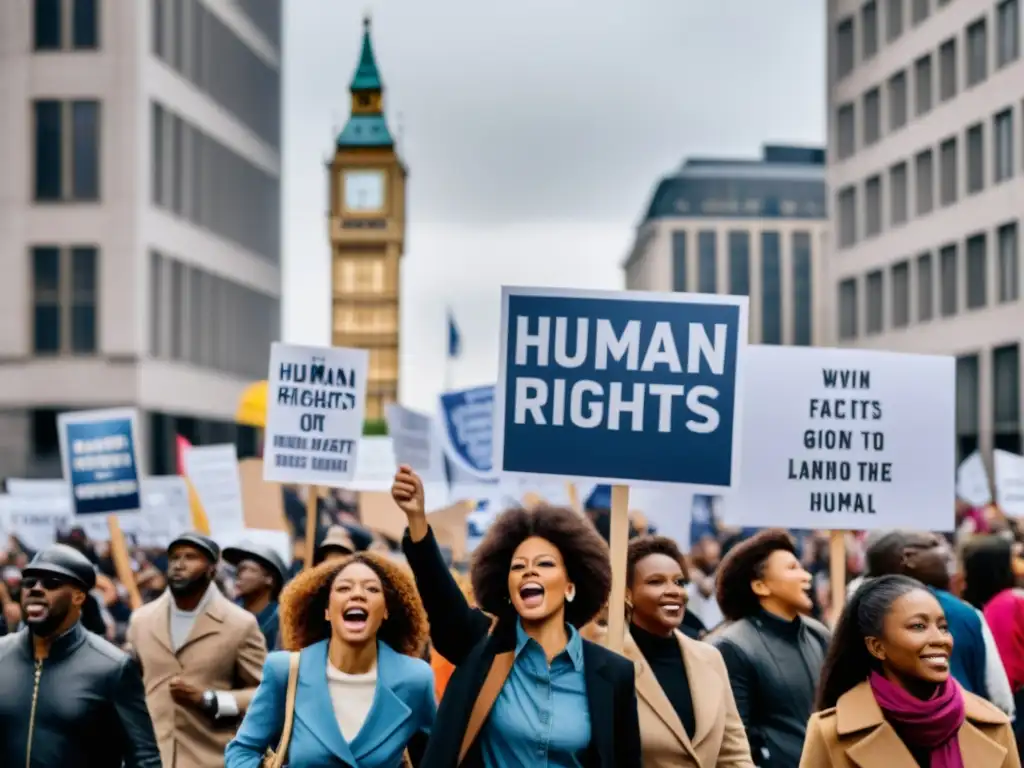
[{"x1": 350, "y1": 15, "x2": 383, "y2": 92}]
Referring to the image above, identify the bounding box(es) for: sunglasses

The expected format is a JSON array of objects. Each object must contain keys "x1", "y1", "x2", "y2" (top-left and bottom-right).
[{"x1": 21, "y1": 576, "x2": 69, "y2": 591}]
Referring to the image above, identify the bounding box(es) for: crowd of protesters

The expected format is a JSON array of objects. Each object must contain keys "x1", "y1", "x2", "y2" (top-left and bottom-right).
[{"x1": 2, "y1": 472, "x2": 1023, "y2": 767}]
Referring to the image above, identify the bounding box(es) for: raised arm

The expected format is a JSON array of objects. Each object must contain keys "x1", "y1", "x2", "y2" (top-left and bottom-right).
[{"x1": 394, "y1": 466, "x2": 490, "y2": 663}]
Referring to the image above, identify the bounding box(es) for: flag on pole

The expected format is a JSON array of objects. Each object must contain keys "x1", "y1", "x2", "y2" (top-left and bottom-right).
[{"x1": 447, "y1": 311, "x2": 461, "y2": 359}]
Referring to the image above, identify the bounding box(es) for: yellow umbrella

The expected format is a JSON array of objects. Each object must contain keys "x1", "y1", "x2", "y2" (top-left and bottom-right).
[{"x1": 236, "y1": 380, "x2": 268, "y2": 428}]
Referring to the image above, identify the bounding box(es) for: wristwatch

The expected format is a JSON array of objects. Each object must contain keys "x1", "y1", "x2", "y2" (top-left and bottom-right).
[{"x1": 201, "y1": 690, "x2": 218, "y2": 716}]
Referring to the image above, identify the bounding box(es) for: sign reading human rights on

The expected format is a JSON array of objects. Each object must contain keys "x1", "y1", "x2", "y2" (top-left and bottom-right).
[
  {"x1": 264, "y1": 342, "x2": 369, "y2": 487},
  {"x1": 57, "y1": 407, "x2": 144, "y2": 516},
  {"x1": 494, "y1": 286, "x2": 748, "y2": 489}
]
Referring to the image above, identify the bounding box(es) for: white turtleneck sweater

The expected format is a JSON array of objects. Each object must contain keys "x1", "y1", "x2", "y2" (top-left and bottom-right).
[{"x1": 325, "y1": 659, "x2": 378, "y2": 742}]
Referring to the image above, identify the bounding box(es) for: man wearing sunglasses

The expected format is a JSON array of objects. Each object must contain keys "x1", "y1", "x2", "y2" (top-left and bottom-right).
[{"x1": 0, "y1": 544, "x2": 161, "y2": 767}]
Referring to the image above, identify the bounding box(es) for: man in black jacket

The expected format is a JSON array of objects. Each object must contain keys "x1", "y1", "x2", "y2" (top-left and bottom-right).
[{"x1": 0, "y1": 544, "x2": 161, "y2": 768}]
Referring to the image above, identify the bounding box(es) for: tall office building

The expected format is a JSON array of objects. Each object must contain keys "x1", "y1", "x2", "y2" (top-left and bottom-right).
[
  {"x1": 624, "y1": 144, "x2": 828, "y2": 346},
  {"x1": 826, "y1": 0, "x2": 1023, "y2": 459},
  {"x1": 0, "y1": 0, "x2": 282, "y2": 477}
]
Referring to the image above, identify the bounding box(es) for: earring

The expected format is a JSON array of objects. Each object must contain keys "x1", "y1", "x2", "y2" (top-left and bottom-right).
[{"x1": 566, "y1": 588, "x2": 576, "y2": 603}]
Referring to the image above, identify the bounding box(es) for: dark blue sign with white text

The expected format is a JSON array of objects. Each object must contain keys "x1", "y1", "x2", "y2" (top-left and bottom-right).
[
  {"x1": 59, "y1": 409, "x2": 142, "y2": 516},
  {"x1": 495, "y1": 287, "x2": 747, "y2": 489}
]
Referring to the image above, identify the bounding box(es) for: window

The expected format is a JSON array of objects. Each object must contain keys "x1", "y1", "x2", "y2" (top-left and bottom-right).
[
  {"x1": 957, "y1": 355, "x2": 980, "y2": 458},
  {"x1": 837, "y1": 103, "x2": 856, "y2": 159},
  {"x1": 993, "y1": 344, "x2": 1021, "y2": 452},
  {"x1": 31, "y1": 245, "x2": 98, "y2": 354},
  {"x1": 838, "y1": 186, "x2": 857, "y2": 247},
  {"x1": 728, "y1": 231, "x2": 750, "y2": 296},
  {"x1": 698, "y1": 231, "x2": 716, "y2": 293},
  {"x1": 890, "y1": 162, "x2": 908, "y2": 226},
  {"x1": 887, "y1": 0, "x2": 904, "y2": 41},
  {"x1": 34, "y1": 0, "x2": 61, "y2": 50},
  {"x1": 997, "y1": 0, "x2": 1019, "y2": 68},
  {"x1": 915, "y1": 149, "x2": 934, "y2": 214},
  {"x1": 892, "y1": 260, "x2": 910, "y2": 327},
  {"x1": 966, "y1": 233, "x2": 987, "y2": 309},
  {"x1": 995, "y1": 109, "x2": 1014, "y2": 183},
  {"x1": 865, "y1": 175, "x2": 882, "y2": 237},
  {"x1": 966, "y1": 17, "x2": 988, "y2": 86},
  {"x1": 866, "y1": 270, "x2": 884, "y2": 334},
  {"x1": 33, "y1": 99, "x2": 100, "y2": 201},
  {"x1": 911, "y1": 0, "x2": 929, "y2": 24},
  {"x1": 966, "y1": 122, "x2": 985, "y2": 194},
  {"x1": 862, "y1": 1, "x2": 879, "y2": 59},
  {"x1": 671, "y1": 231, "x2": 687, "y2": 291},
  {"x1": 760, "y1": 232, "x2": 781, "y2": 344},
  {"x1": 939, "y1": 37, "x2": 957, "y2": 101},
  {"x1": 792, "y1": 232, "x2": 813, "y2": 346},
  {"x1": 914, "y1": 54, "x2": 933, "y2": 115},
  {"x1": 940, "y1": 243, "x2": 958, "y2": 316},
  {"x1": 998, "y1": 222, "x2": 1019, "y2": 302},
  {"x1": 150, "y1": 251, "x2": 163, "y2": 355},
  {"x1": 152, "y1": 0, "x2": 165, "y2": 59},
  {"x1": 888, "y1": 71, "x2": 908, "y2": 131},
  {"x1": 939, "y1": 136, "x2": 958, "y2": 205},
  {"x1": 863, "y1": 88, "x2": 881, "y2": 145},
  {"x1": 917, "y1": 252, "x2": 934, "y2": 321},
  {"x1": 839, "y1": 279, "x2": 858, "y2": 340},
  {"x1": 34, "y1": 0, "x2": 98, "y2": 50},
  {"x1": 837, "y1": 17, "x2": 856, "y2": 77},
  {"x1": 30, "y1": 409, "x2": 62, "y2": 459}
]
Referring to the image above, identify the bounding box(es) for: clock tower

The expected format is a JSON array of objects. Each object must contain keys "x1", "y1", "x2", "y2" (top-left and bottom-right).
[{"x1": 328, "y1": 16, "x2": 406, "y2": 422}]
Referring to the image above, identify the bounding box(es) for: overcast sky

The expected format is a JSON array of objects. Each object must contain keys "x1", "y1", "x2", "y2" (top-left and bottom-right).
[{"x1": 281, "y1": 1, "x2": 826, "y2": 411}]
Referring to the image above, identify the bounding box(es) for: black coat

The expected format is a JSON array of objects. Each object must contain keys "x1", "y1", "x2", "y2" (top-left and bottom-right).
[
  {"x1": 403, "y1": 526, "x2": 642, "y2": 768},
  {"x1": 0, "y1": 622, "x2": 161, "y2": 768}
]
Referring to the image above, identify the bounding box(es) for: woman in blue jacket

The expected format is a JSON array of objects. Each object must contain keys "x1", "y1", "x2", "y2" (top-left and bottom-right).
[{"x1": 225, "y1": 552, "x2": 436, "y2": 767}]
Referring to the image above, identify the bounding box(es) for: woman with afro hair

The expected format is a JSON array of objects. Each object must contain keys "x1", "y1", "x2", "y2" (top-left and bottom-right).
[
  {"x1": 392, "y1": 465, "x2": 641, "y2": 768},
  {"x1": 225, "y1": 552, "x2": 435, "y2": 768}
]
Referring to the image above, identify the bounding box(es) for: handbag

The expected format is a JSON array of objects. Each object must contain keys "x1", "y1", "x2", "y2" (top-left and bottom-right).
[{"x1": 262, "y1": 653, "x2": 301, "y2": 768}]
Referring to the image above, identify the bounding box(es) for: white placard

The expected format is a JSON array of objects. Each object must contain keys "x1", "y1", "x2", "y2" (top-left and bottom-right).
[
  {"x1": 183, "y1": 443, "x2": 245, "y2": 537},
  {"x1": 994, "y1": 449, "x2": 1024, "y2": 516},
  {"x1": 957, "y1": 450, "x2": 993, "y2": 507},
  {"x1": 349, "y1": 437, "x2": 398, "y2": 492},
  {"x1": 0, "y1": 495, "x2": 73, "y2": 551},
  {"x1": 385, "y1": 404, "x2": 447, "y2": 483},
  {"x1": 264, "y1": 342, "x2": 369, "y2": 486},
  {"x1": 726, "y1": 345, "x2": 956, "y2": 532}
]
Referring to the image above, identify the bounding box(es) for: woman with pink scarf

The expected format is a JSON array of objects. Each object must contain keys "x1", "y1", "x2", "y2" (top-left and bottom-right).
[{"x1": 799, "y1": 574, "x2": 1018, "y2": 768}]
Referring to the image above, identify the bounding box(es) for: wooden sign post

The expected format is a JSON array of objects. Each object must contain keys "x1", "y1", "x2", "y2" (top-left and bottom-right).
[
  {"x1": 829, "y1": 530, "x2": 846, "y2": 623},
  {"x1": 107, "y1": 515, "x2": 142, "y2": 611},
  {"x1": 606, "y1": 485, "x2": 630, "y2": 654},
  {"x1": 304, "y1": 486, "x2": 320, "y2": 570}
]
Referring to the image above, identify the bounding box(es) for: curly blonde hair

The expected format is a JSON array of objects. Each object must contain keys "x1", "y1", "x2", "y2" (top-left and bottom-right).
[{"x1": 279, "y1": 553, "x2": 429, "y2": 656}]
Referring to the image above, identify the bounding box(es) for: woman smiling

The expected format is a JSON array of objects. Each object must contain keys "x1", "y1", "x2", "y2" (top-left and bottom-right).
[
  {"x1": 392, "y1": 465, "x2": 641, "y2": 768},
  {"x1": 621, "y1": 536, "x2": 752, "y2": 767},
  {"x1": 225, "y1": 553, "x2": 435, "y2": 768}
]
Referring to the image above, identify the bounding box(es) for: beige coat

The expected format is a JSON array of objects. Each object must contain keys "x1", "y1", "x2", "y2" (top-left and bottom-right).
[
  {"x1": 622, "y1": 630, "x2": 754, "y2": 768},
  {"x1": 799, "y1": 680, "x2": 1020, "y2": 768},
  {"x1": 127, "y1": 589, "x2": 267, "y2": 768}
]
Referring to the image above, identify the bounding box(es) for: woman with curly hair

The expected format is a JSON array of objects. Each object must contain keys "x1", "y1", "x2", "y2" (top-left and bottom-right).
[
  {"x1": 224, "y1": 552, "x2": 436, "y2": 768},
  {"x1": 392, "y1": 465, "x2": 641, "y2": 768},
  {"x1": 619, "y1": 535, "x2": 752, "y2": 768},
  {"x1": 802, "y1": 574, "x2": 1018, "y2": 768},
  {"x1": 708, "y1": 529, "x2": 828, "y2": 768}
]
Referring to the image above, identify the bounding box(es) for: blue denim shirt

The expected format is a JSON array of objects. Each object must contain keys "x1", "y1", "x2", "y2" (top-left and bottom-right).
[{"x1": 480, "y1": 620, "x2": 590, "y2": 768}]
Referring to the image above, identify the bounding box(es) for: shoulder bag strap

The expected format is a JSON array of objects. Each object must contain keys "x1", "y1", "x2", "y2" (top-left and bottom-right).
[
  {"x1": 273, "y1": 653, "x2": 301, "y2": 764},
  {"x1": 457, "y1": 617, "x2": 513, "y2": 765}
]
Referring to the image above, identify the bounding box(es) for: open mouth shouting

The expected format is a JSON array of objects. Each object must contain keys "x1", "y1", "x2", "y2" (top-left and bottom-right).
[
  {"x1": 920, "y1": 651, "x2": 950, "y2": 672},
  {"x1": 23, "y1": 601, "x2": 49, "y2": 622},
  {"x1": 342, "y1": 606, "x2": 369, "y2": 633},
  {"x1": 518, "y1": 582, "x2": 545, "y2": 610},
  {"x1": 659, "y1": 602, "x2": 683, "y2": 620}
]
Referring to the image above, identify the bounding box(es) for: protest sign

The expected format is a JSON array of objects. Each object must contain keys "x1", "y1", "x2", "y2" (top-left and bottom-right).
[
  {"x1": 994, "y1": 449, "x2": 1024, "y2": 516},
  {"x1": 494, "y1": 286, "x2": 748, "y2": 489},
  {"x1": 439, "y1": 385, "x2": 496, "y2": 481},
  {"x1": 57, "y1": 408, "x2": 143, "y2": 516},
  {"x1": 385, "y1": 404, "x2": 446, "y2": 483},
  {"x1": 0, "y1": 495, "x2": 73, "y2": 551},
  {"x1": 957, "y1": 450, "x2": 993, "y2": 507},
  {"x1": 184, "y1": 444, "x2": 246, "y2": 537},
  {"x1": 727, "y1": 346, "x2": 955, "y2": 532},
  {"x1": 264, "y1": 342, "x2": 369, "y2": 486}
]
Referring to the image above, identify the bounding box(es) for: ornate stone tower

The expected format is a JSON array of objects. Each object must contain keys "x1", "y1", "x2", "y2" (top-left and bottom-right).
[{"x1": 327, "y1": 16, "x2": 406, "y2": 422}]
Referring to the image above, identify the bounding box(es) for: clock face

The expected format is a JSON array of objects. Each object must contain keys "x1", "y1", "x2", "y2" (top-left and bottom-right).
[{"x1": 343, "y1": 170, "x2": 386, "y2": 212}]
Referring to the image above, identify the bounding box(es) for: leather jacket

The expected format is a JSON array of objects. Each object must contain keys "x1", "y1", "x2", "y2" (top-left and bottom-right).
[{"x1": 0, "y1": 623, "x2": 162, "y2": 768}]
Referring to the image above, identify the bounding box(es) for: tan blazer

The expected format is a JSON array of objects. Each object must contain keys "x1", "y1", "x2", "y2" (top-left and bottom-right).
[
  {"x1": 622, "y1": 629, "x2": 754, "y2": 768},
  {"x1": 799, "y1": 680, "x2": 1020, "y2": 768},
  {"x1": 126, "y1": 589, "x2": 267, "y2": 768}
]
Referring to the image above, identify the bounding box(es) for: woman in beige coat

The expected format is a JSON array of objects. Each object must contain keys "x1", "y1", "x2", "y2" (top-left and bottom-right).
[
  {"x1": 801, "y1": 574, "x2": 1018, "y2": 768},
  {"x1": 619, "y1": 536, "x2": 753, "y2": 768}
]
